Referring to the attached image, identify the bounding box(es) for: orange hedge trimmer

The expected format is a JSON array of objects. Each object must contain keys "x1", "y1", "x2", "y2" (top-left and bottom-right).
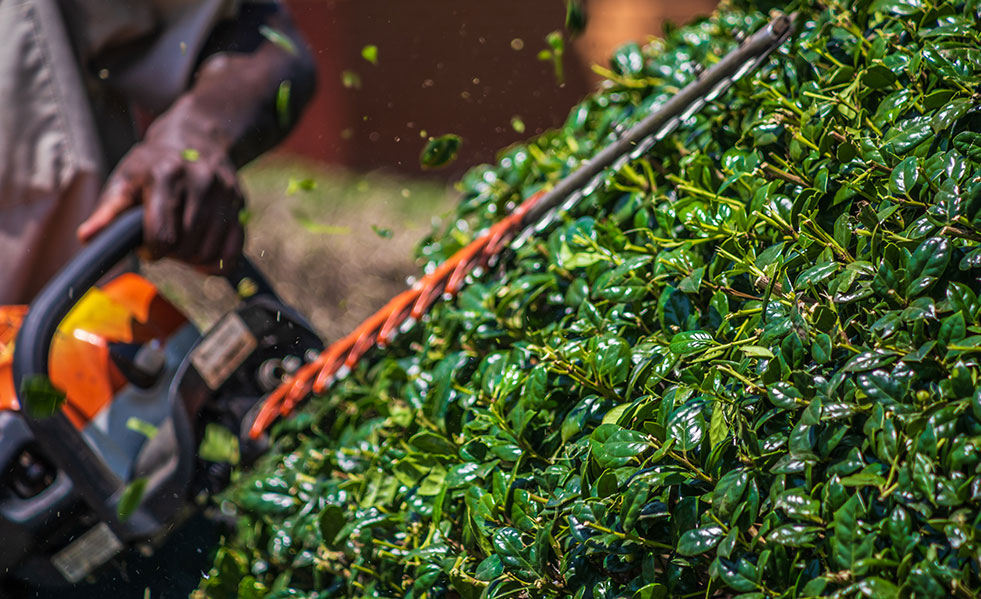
[
  {"x1": 0, "y1": 14, "x2": 793, "y2": 590},
  {"x1": 248, "y1": 13, "x2": 796, "y2": 439}
]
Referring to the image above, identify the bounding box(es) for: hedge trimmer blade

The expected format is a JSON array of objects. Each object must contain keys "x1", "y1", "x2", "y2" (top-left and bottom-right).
[{"x1": 249, "y1": 13, "x2": 796, "y2": 439}]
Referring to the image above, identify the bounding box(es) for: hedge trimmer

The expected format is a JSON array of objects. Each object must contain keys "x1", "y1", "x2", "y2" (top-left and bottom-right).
[
  {"x1": 1, "y1": 216, "x2": 321, "y2": 589},
  {"x1": 0, "y1": 12, "x2": 794, "y2": 591},
  {"x1": 248, "y1": 12, "x2": 796, "y2": 438}
]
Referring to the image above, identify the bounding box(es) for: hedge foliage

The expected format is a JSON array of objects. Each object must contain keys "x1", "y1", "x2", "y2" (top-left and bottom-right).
[{"x1": 199, "y1": 1, "x2": 981, "y2": 597}]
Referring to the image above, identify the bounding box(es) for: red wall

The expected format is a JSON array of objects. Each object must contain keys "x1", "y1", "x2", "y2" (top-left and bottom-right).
[{"x1": 280, "y1": 0, "x2": 718, "y2": 177}]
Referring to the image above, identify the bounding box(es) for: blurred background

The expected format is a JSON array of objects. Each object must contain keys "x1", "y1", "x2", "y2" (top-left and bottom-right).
[
  {"x1": 279, "y1": 0, "x2": 718, "y2": 172},
  {"x1": 195, "y1": 0, "x2": 719, "y2": 341}
]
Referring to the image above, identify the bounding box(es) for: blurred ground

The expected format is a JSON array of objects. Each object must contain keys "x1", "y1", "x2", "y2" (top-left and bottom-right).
[
  {"x1": 242, "y1": 158, "x2": 457, "y2": 341},
  {"x1": 150, "y1": 157, "x2": 458, "y2": 342}
]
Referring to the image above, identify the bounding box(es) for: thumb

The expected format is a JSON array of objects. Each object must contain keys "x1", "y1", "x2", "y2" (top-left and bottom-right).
[{"x1": 77, "y1": 178, "x2": 138, "y2": 243}]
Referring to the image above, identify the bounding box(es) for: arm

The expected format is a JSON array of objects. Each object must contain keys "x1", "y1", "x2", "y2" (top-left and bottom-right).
[{"x1": 77, "y1": 4, "x2": 316, "y2": 267}]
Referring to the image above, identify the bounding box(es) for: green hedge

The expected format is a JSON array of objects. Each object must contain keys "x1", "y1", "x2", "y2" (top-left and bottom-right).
[{"x1": 198, "y1": 1, "x2": 981, "y2": 597}]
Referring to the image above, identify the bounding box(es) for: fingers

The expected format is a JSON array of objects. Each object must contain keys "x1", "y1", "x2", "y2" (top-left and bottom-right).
[
  {"x1": 81, "y1": 142, "x2": 246, "y2": 270},
  {"x1": 191, "y1": 198, "x2": 245, "y2": 271},
  {"x1": 77, "y1": 176, "x2": 138, "y2": 242},
  {"x1": 213, "y1": 172, "x2": 246, "y2": 270},
  {"x1": 180, "y1": 166, "x2": 244, "y2": 269},
  {"x1": 179, "y1": 168, "x2": 214, "y2": 259},
  {"x1": 144, "y1": 167, "x2": 185, "y2": 259},
  {"x1": 219, "y1": 219, "x2": 245, "y2": 273}
]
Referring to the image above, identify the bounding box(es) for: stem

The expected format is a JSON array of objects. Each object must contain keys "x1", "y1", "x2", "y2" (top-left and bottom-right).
[
  {"x1": 942, "y1": 225, "x2": 981, "y2": 243},
  {"x1": 763, "y1": 162, "x2": 808, "y2": 187},
  {"x1": 801, "y1": 218, "x2": 854, "y2": 264},
  {"x1": 581, "y1": 521, "x2": 673, "y2": 551},
  {"x1": 533, "y1": 344, "x2": 621, "y2": 402},
  {"x1": 717, "y1": 364, "x2": 767, "y2": 394},
  {"x1": 650, "y1": 437, "x2": 714, "y2": 484},
  {"x1": 758, "y1": 81, "x2": 805, "y2": 118}
]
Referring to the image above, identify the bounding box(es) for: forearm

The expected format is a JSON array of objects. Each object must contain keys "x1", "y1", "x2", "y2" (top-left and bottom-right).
[
  {"x1": 145, "y1": 8, "x2": 317, "y2": 167},
  {"x1": 78, "y1": 7, "x2": 315, "y2": 262}
]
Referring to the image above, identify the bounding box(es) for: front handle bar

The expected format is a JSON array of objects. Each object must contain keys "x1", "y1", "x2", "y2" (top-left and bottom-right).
[{"x1": 11, "y1": 207, "x2": 275, "y2": 540}]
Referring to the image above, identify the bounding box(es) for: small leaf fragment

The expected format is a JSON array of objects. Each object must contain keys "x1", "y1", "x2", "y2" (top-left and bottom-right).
[
  {"x1": 361, "y1": 44, "x2": 379, "y2": 65},
  {"x1": 420, "y1": 134, "x2": 462, "y2": 169}
]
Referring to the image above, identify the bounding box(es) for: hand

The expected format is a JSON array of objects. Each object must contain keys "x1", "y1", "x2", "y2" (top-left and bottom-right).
[{"x1": 77, "y1": 120, "x2": 245, "y2": 271}]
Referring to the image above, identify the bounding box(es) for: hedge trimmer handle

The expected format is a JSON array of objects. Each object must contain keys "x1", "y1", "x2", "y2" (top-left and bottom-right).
[
  {"x1": 12, "y1": 206, "x2": 273, "y2": 540},
  {"x1": 12, "y1": 209, "x2": 152, "y2": 540}
]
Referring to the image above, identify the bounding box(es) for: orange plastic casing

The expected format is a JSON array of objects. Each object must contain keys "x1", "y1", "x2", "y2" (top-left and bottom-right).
[{"x1": 0, "y1": 274, "x2": 185, "y2": 428}]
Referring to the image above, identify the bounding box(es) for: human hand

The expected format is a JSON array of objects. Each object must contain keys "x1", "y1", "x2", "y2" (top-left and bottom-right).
[{"x1": 77, "y1": 119, "x2": 245, "y2": 271}]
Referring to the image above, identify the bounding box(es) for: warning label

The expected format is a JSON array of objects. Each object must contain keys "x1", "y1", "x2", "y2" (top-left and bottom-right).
[{"x1": 190, "y1": 313, "x2": 258, "y2": 390}]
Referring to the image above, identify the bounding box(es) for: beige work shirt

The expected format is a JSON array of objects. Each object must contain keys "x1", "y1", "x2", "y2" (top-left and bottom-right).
[{"x1": 0, "y1": 0, "x2": 237, "y2": 304}]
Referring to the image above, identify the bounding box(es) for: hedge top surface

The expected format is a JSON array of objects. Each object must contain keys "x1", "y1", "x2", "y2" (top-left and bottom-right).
[{"x1": 198, "y1": 1, "x2": 981, "y2": 598}]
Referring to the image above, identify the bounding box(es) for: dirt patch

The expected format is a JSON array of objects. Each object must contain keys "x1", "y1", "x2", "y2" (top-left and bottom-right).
[{"x1": 149, "y1": 157, "x2": 457, "y2": 342}]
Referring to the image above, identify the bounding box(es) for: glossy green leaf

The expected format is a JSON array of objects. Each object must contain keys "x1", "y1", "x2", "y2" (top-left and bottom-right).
[
  {"x1": 939, "y1": 312, "x2": 967, "y2": 346},
  {"x1": 953, "y1": 131, "x2": 981, "y2": 161},
  {"x1": 712, "y1": 469, "x2": 748, "y2": 520},
  {"x1": 667, "y1": 401, "x2": 706, "y2": 451},
  {"x1": 931, "y1": 99, "x2": 973, "y2": 133},
  {"x1": 871, "y1": 0, "x2": 923, "y2": 16},
  {"x1": 677, "y1": 525, "x2": 724, "y2": 555},
  {"x1": 862, "y1": 64, "x2": 897, "y2": 88},
  {"x1": 889, "y1": 157, "x2": 919, "y2": 195},
  {"x1": 632, "y1": 583, "x2": 667, "y2": 599},
  {"x1": 767, "y1": 523, "x2": 821, "y2": 547},
  {"x1": 768, "y1": 382, "x2": 802, "y2": 410},
  {"x1": 420, "y1": 134, "x2": 462, "y2": 169},
  {"x1": 740, "y1": 345, "x2": 774, "y2": 358},
  {"x1": 318, "y1": 505, "x2": 346, "y2": 546},
  {"x1": 597, "y1": 428, "x2": 651, "y2": 467},
  {"x1": 796, "y1": 262, "x2": 839, "y2": 287},
  {"x1": 593, "y1": 335, "x2": 631, "y2": 383},
  {"x1": 491, "y1": 528, "x2": 538, "y2": 575},
  {"x1": 812, "y1": 333, "x2": 832, "y2": 364},
  {"x1": 883, "y1": 116, "x2": 932, "y2": 153},
  {"x1": 669, "y1": 330, "x2": 715, "y2": 355},
  {"x1": 475, "y1": 555, "x2": 504, "y2": 581},
  {"x1": 775, "y1": 489, "x2": 821, "y2": 522},
  {"x1": 708, "y1": 402, "x2": 728, "y2": 447},
  {"x1": 906, "y1": 237, "x2": 950, "y2": 296},
  {"x1": 857, "y1": 370, "x2": 904, "y2": 402}
]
